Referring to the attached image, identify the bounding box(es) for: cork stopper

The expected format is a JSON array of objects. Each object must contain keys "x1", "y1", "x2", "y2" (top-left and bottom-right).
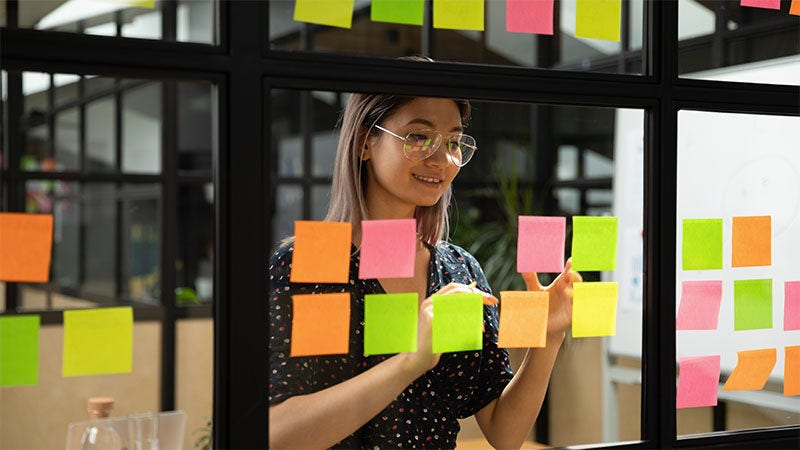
[{"x1": 87, "y1": 397, "x2": 115, "y2": 419}]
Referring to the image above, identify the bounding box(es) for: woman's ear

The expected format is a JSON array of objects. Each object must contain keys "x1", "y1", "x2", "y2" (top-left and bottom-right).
[{"x1": 360, "y1": 132, "x2": 371, "y2": 161}]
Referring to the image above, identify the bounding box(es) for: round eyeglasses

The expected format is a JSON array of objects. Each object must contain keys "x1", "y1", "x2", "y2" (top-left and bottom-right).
[{"x1": 374, "y1": 124, "x2": 477, "y2": 167}]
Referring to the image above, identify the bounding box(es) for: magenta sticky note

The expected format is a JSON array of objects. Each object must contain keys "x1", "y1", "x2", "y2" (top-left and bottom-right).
[
  {"x1": 507, "y1": 0, "x2": 554, "y2": 35},
  {"x1": 359, "y1": 219, "x2": 416, "y2": 279},
  {"x1": 517, "y1": 216, "x2": 566, "y2": 273},
  {"x1": 676, "y1": 280, "x2": 723, "y2": 330},
  {"x1": 741, "y1": 0, "x2": 781, "y2": 9},
  {"x1": 785, "y1": 281, "x2": 800, "y2": 331},
  {"x1": 677, "y1": 355, "x2": 721, "y2": 409}
]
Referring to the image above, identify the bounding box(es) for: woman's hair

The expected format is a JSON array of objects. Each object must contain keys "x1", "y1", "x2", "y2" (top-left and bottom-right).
[{"x1": 324, "y1": 58, "x2": 471, "y2": 247}]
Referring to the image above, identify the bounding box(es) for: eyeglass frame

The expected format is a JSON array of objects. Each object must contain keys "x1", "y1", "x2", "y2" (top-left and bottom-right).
[{"x1": 372, "y1": 124, "x2": 478, "y2": 167}]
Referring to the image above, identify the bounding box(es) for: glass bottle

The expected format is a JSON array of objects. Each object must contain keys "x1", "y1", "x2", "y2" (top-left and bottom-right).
[{"x1": 81, "y1": 397, "x2": 123, "y2": 450}]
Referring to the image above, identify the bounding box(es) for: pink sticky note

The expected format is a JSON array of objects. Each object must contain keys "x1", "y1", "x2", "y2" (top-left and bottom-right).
[
  {"x1": 677, "y1": 281, "x2": 723, "y2": 330},
  {"x1": 517, "y1": 216, "x2": 565, "y2": 273},
  {"x1": 507, "y1": 0, "x2": 554, "y2": 35},
  {"x1": 741, "y1": 0, "x2": 781, "y2": 9},
  {"x1": 359, "y1": 219, "x2": 416, "y2": 279},
  {"x1": 785, "y1": 281, "x2": 800, "y2": 331},
  {"x1": 677, "y1": 355, "x2": 721, "y2": 409}
]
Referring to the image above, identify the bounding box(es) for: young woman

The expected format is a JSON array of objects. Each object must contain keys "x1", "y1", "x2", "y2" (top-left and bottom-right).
[{"x1": 269, "y1": 87, "x2": 581, "y2": 449}]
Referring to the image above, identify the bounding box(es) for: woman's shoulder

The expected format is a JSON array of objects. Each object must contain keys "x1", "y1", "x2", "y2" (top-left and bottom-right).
[
  {"x1": 435, "y1": 240, "x2": 479, "y2": 264},
  {"x1": 269, "y1": 237, "x2": 295, "y2": 266}
]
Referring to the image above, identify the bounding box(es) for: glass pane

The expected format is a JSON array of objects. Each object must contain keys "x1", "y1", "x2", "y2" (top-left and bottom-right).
[
  {"x1": 82, "y1": 183, "x2": 117, "y2": 299},
  {"x1": 86, "y1": 97, "x2": 117, "y2": 172},
  {"x1": 176, "y1": 318, "x2": 214, "y2": 450},
  {"x1": 120, "y1": 2, "x2": 162, "y2": 40},
  {"x1": 22, "y1": 72, "x2": 51, "y2": 172},
  {"x1": 311, "y1": 184, "x2": 330, "y2": 221},
  {"x1": 679, "y1": 0, "x2": 800, "y2": 85},
  {"x1": 176, "y1": 183, "x2": 214, "y2": 306},
  {"x1": 676, "y1": 110, "x2": 800, "y2": 436},
  {"x1": 273, "y1": 185, "x2": 302, "y2": 249},
  {"x1": 53, "y1": 74, "x2": 81, "y2": 108},
  {"x1": 177, "y1": 0, "x2": 216, "y2": 44},
  {"x1": 178, "y1": 82, "x2": 213, "y2": 175},
  {"x1": 122, "y1": 82, "x2": 162, "y2": 174},
  {"x1": 54, "y1": 107, "x2": 80, "y2": 171},
  {"x1": 121, "y1": 184, "x2": 161, "y2": 304}
]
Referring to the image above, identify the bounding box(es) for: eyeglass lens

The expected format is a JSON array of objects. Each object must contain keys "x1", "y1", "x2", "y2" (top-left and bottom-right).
[{"x1": 402, "y1": 130, "x2": 476, "y2": 166}]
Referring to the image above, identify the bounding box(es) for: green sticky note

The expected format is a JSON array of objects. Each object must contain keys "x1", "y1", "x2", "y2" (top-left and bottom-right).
[
  {"x1": 571, "y1": 216, "x2": 618, "y2": 271},
  {"x1": 63, "y1": 307, "x2": 133, "y2": 377},
  {"x1": 364, "y1": 293, "x2": 419, "y2": 355},
  {"x1": 433, "y1": 0, "x2": 484, "y2": 31},
  {"x1": 294, "y1": 0, "x2": 355, "y2": 29},
  {"x1": 575, "y1": 0, "x2": 621, "y2": 41},
  {"x1": 682, "y1": 218, "x2": 723, "y2": 270},
  {"x1": 372, "y1": 0, "x2": 424, "y2": 25},
  {"x1": 432, "y1": 293, "x2": 483, "y2": 353},
  {"x1": 0, "y1": 315, "x2": 40, "y2": 386},
  {"x1": 572, "y1": 282, "x2": 618, "y2": 337},
  {"x1": 734, "y1": 279, "x2": 772, "y2": 330}
]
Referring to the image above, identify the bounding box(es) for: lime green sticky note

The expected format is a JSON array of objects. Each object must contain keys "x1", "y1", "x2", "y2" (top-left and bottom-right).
[
  {"x1": 0, "y1": 315, "x2": 40, "y2": 386},
  {"x1": 572, "y1": 281, "x2": 618, "y2": 337},
  {"x1": 575, "y1": 0, "x2": 621, "y2": 41},
  {"x1": 734, "y1": 279, "x2": 772, "y2": 330},
  {"x1": 364, "y1": 293, "x2": 419, "y2": 355},
  {"x1": 294, "y1": 0, "x2": 355, "y2": 29},
  {"x1": 571, "y1": 216, "x2": 618, "y2": 271},
  {"x1": 433, "y1": 0, "x2": 484, "y2": 31},
  {"x1": 63, "y1": 307, "x2": 133, "y2": 377},
  {"x1": 682, "y1": 218, "x2": 723, "y2": 270},
  {"x1": 372, "y1": 0, "x2": 424, "y2": 25},
  {"x1": 432, "y1": 293, "x2": 483, "y2": 353}
]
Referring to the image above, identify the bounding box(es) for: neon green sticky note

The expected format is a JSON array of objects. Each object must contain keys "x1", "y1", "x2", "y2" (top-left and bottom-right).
[
  {"x1": 364, "y1": 293, "x2": 419, "y2": 355},
  {"x1": 294, "y1": 0, "x2": 355, "y2": 29},
  {"x1": 571, "y1": 216, "x2": 618, "y2": 271},
  {"x1": 433, "y1": 0, "x2": 484, "y2": 31},
  {"x1": 734, "y1": 279, "x2": 772, "y2": 330},
  {"x1": 432, "y1": 293, "x2": 483, "y2": 353},
  {"x1": 63, "y1": 307, "x2": 133, "y2": 377},
  {"x1": 372, "y1": 0, "x2": 424, "y2": 25},
  {"x1": 572, "y1": 281, "x2": 618, "y2": 337},
  {"x1": 682, "y1": 219, "x2": 723, "y2": 270},
  {"x1": 0, "y1": 315, "x2": 40, "y2": 386},
  {"x1": 575, "y1": 0, "x2": 621, "y2": 41}
]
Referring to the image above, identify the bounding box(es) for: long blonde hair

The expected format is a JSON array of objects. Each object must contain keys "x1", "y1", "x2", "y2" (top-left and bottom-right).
[{"x1": 324, "y1": 91, "x2": 471, "y2": 247}]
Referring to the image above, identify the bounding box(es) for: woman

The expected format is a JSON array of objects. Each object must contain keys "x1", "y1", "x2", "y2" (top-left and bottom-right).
[{"x1": 269, "y1": 86, "x2": 581, "y2": 449}]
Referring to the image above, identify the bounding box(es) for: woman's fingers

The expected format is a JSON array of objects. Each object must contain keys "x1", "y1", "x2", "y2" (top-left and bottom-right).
[{"x1": 433, "y1": 282, "x2": 498, "y2": 305}]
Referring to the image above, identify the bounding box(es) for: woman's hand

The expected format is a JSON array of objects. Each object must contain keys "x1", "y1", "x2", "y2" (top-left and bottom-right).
[{"x1": 521, "y1": 258, "x2": 582, "y2": 337}]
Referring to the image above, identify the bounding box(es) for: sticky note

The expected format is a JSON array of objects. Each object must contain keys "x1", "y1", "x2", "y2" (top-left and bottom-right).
[
  {"x1": 676, "y1": 280, "x2": 723, "y2": 330},
  {"x1": 732, "y1": 216, "x2": 771, "y2": 267},
  {"x1": 497, "y1": 291, "x2": 549, "y2": 348},
  {"x1": 372, "y1": 0, "x2": 424, "y2": 25},
  {"x1": 364, "y1": 293, "x2": 418, "y2": 355},
  {"x1": 294, "y1": 0, "x2": 355, "y2": 29},
  {"x1": 63, "y1": 307, "x2": 133, "y2": 376},
  {"x1": 791, "y1": 0, "x2": 800, "y2": 16},
  {"x1": 433, "y1": 0, "x2": 484, "y2": 31},
  {"x1": 290, "y1": 221, "x2": 352, "y2": 283},
  {"x1": 682, "y1": 218, "x2": 723, "y2": 270},
  {"x1": 575, "y1": 0, "x2": 621, "y2": 41},
  {"x1": 290, "y1": 293, "x2": 350, "y2": 357},
  {"x1": 722, "y1": 348, "x2": 776, "y2": 391},
  {"x1": 734, "y1": 279, "x2": 772, "y2": 330},
  {"x1": 0, "y1": 213, "x2": 54, "y2": 282},
  {"x1": 506, "y1": 0, "x2": 554, "y2": 35},
  {"x1": 570, "y1": 216, "x2": 617, "y2": 271},
  {"x1": 785, "y1": 346, "x2": 800, "y2": 396},
  {"x1": 572, "y1": 281, "x2": 618, "y2": 338},
  {"x1": 359, "y1": 219, "x2": 416, "y2": 279},
  {"x1": 0, "y1": 315, "x2": 39, "y2": 387},
  {"x1": 785, "y1": 281, "x2": 800, "y2": 331},
  {"x1": 517, "y1": 216, "x2": 565, "y2": 273},
  {"x1": 677, "y1": 355, "x2": 721, "y2": 408},
  {"x1": 740, "y1": 0, "x2": 781, "y2": 9},
  {"x1": 432, "y1": 293, "x2": 483, "y2": 353}
]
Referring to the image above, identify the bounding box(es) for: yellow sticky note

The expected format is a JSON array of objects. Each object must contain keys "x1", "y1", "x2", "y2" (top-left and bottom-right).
[
  {"x1": 63, "y1": 307, "x2": 133, "y2": 377},
  {"x1": 722, "y1": 348, "x2": 776, "y2": 391},
  {"x1": 575, "y1": 0, "x2": 621, "y2": 41},
  {"x1": 497, "y1": 291, "x2": 549, "y2": 348},
  {"x1": 294, "y1": 0, "x2": 355, "y2": 29},
  {"x1": 433, "y1": 0, "x2": 484, "y2": 31},
  {"x1": 572, "y1": 281, "x2": 618, "y2": 337}
]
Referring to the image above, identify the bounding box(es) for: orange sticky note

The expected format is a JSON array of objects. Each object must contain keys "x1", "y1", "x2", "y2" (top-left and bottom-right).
[
  {"x1": 290, "y1": 221, "x2": 352, "y2": 283},
  {"x1": 0, "y1": 213, "x2": 54, "y2": 282},
  {"x1": 722, "y1": 348, "x2": 776, "y2": 391},
  {"x1": 786, "y1": 346, "x2": 800, "y2": 396},
  {"x1": 497, "y1": 291, "x2": 549, "y2": 348},
  {"x1": 290, "y1": 293, "x2": 350, "y2": 357},
  {"x1": 732, "y1": 216, "x2": 771, "y2": 267},
  {"x1": 791, "y1": 0, "x2": 800, "y2": 16}
]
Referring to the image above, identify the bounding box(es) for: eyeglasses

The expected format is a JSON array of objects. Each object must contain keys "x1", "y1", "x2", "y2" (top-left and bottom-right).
[{"x1": 373, "y1": 124, "x2": 477, "y2": 167}]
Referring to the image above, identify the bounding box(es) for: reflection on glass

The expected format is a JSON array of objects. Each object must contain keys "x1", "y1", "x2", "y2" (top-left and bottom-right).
[
  {"x1": 55, "y1": 108, "x2": 80, "y2": 171},
  {"x1": 121, "y1": 4, "x2": 162, "y2": 40},
  {"x1": 178, "y1": 82, "x2": 213, "y2": 174},
  {"x1": 86, "y1": 97, "x2": 117, "y2": 172},
  {"x1": 122, "y1": 184, "x2": 161, "y2": 304},
  {"x1": 82, "y1": 184, "x2": 117, "y2": 298},
  {"x1": 273, "y1": 185, "x2": 302, "y2": 248},
  {"x1": 177, "y1": 0, "x2": 216, "y2": 44},
  {"x1": 122, "y1": 82, "x2": 162, "y2": 174},
  {"x1": 176, "y1": 183, "x2": 214, "y2": 306},
  {"x1": 53, "y1": 74, "x2": 81, "y2": 108}
]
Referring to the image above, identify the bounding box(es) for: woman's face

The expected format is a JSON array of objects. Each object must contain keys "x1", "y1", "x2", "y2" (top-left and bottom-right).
[{"x1": 363, "y1": 97, "x2": 463, "y2": 217}]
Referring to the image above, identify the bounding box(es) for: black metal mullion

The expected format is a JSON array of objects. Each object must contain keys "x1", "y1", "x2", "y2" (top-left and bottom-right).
[
  {"x1": 115, "y1": 80, "x2": 124, "y2": 301},
  {"x1": 422, "y1": 0, "x2": 433, "y2": 58},
  {"x1": 45, "y1": 73, "x2": 55, "y2": 309},
  {"x1": 4, "y1": 70, "x2": 23, "y2": 312},
  {"x1": 78, "y1": 76, "x2": 87, "y2": 295},
  {"x1": 300, "y1": 91, "x2": 312, "y2": 219},
  {"x1": 162, "y1": 0, "x2": 178, "y2": 42}
]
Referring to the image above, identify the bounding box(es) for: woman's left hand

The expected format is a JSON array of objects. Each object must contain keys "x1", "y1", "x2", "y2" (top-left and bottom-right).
[{"x1": 520, "y1": 258, "x2": 582, "y2": 337}]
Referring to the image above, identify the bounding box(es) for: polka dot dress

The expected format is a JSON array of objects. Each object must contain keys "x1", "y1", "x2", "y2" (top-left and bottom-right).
[{"x1": 269, "y1": 241, "x2": 513, "y2": 449}]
